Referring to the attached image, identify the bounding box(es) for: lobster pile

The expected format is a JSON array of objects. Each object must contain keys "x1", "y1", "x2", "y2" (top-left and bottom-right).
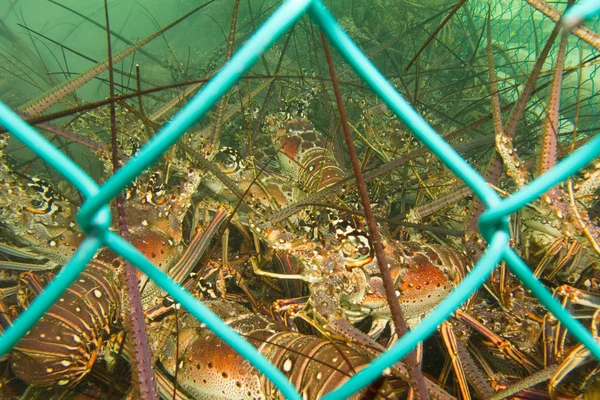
[{"x1": 0, "y1": 0, "x2": 599, "y2": 399}]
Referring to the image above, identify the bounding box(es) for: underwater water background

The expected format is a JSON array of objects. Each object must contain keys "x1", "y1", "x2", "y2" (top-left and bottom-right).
[
  {"x1": 2, "y1": 0, "x2": 598, "y2": 135},
  {"x1": 0, "y1": 0, "x2": 599, "y2": 398},
  {"x1": 1, "y1": 0, "x2": 598, "y2": 170}
]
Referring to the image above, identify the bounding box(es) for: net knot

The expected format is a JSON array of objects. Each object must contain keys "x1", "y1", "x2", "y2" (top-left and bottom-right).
[
  {"x1": 478, "y1": 207, "x2": 510, "y2": 245},
  {"x1": 77, "y1": 204, "x2": 112, "y2": 240}
]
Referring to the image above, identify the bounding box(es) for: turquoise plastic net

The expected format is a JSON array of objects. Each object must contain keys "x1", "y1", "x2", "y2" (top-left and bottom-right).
[
  {"x1": 473, "y1": 0, "x2": 600, "y2": 133},
  {"x1": 0, "y1": 1, "x2": 599, "y2": 398}
]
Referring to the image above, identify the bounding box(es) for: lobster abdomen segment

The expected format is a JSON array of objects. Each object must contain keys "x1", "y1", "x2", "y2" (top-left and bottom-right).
[
  {"x1": 10, "y1": 259, "x2": 121, "y2": 387},
  {"x1": 158, "y1": 300, "x2": 377, "y2": 399}
]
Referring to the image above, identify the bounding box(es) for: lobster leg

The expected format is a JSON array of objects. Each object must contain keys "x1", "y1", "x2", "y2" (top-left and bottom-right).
[
  {"x1": 455, "y1": 310, "x2": 539, "y2": 374},
  {"x1": 486, "y1": 8, "x2": 529, "y2": 189},
  {"x1": 250, "y1": 256, "x2": 314, "y2": 283},
  {"x1": 0, "y1": 260, "x2": 57, "y2": 272},
  {"x1": 323, "y1": 315, "x2": 456, "y2": 400},
  {"x1": 526, "y1": 0, "x2": 600, "y2": 52},
  {"x1": 439, "y1": 321, "x2": 472, "y2": 400},
  {"x1": 488, "y1": 363, "x2": 560, "y2": 400},
  {"x1": 542, "y1": 289, "x2": 600, "y2": 398},
  {"x1": 548, "y1": 344, "x2": 593, "y2": 400}
]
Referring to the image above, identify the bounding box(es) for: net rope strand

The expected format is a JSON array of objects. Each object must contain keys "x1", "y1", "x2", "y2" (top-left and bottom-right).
[{"x1": 0, "y1": 0, "x2": 599, "y2": 399}]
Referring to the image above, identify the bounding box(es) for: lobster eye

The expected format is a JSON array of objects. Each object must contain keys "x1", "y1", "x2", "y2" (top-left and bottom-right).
[
  {"x1": 216, "y1": 147, "x2": 242, "y2": 174},
  {"x1": 30, "y1": 199, "x2": 42, "y2": 207},
  {"x1": 358, "y1": 246, "x2": 370, "y2": 256},
  {"x1": 163, "y1": 297, "x2": 175, "y2": 307}
]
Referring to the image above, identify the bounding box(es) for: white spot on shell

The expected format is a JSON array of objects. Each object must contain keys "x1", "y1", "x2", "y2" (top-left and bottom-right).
[
  {"x1": 93, "y1": 289, "x2": 102, "y2": 298},
  {"x1": 61, "y1": 360, "x2": 72, "y2": 367},
  {"x1": 283, "y1": 359, "x2": 293, "y2": 372},
  {"x1": 46, "y1": 368, "x2": 53, "y2": 373},
  {"x1": 75, "y1": 307, "x2": 81, "y2": 312},
  {"x1": 58, "y1": 379, "x2": 69, "y2": 386}
]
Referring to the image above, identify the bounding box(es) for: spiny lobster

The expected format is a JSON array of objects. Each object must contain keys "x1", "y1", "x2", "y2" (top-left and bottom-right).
[
  {"x1": 484, "y1": 8, "x2": 600, "y2": 397},
  {"x1": 0, "y1": 140, "x2": 189, "y2": 390},
  {"x1": 373, "y1": 5, "x2": 600, "y2": 397},
  {"x1": 2, "y1": 1, "x2": 599, "y2": 398},
  {"x1": 215, "y1": 111, "x2": 529, "y2": 399},
  {"x1": 156, "y1": 299, "x2": 409, "y2": 399}
]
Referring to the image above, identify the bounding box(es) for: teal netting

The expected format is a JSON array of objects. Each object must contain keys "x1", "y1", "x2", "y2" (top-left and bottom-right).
[
  {"x1": 0, "y1": 1, "x2": 599, "y2": 399},
  {"x1": 471, "y1": 0, "x2": 600, "y2": 133}
]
